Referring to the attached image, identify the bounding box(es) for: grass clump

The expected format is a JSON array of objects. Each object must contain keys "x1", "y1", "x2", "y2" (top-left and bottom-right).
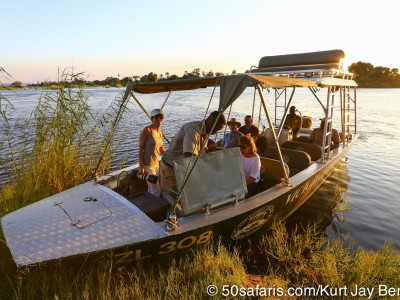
[
  {"x1": 1, "y1": 242, "x2": 247, "y2": 300},
  {"x1": 3, "y1": 224, "x2": 399, "y2": 299},
  {"x1": 258, "y1": 222, "x2": 400, "y2": 296}
]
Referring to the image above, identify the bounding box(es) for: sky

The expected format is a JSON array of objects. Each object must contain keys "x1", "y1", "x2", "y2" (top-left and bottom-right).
[{"x1": 1, "y1": 0, "x2": 399, "y2": 83}]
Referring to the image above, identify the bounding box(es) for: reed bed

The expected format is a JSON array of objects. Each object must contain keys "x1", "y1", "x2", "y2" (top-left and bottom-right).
[{"x1": 0, "y1": 74, "x2": 115, "y2": 214}]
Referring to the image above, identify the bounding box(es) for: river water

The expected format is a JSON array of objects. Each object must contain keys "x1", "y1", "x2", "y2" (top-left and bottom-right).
[{"x1": 1, "y1": 87, "x2": 399, "y2": 250}]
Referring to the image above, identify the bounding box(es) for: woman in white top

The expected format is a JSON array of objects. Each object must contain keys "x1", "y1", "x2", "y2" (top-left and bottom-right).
[
  {"x1": 238, "y1": 134, "x2": 261, "y2": 197},
  {"x1": 139, "y1": 109, "x2": 165, "y2": 196}
]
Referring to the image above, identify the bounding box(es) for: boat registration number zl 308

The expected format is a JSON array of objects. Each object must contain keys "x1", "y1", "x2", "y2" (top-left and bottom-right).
[{"x1": 114, "y1": 230, "x2": 213, "y2": 264}]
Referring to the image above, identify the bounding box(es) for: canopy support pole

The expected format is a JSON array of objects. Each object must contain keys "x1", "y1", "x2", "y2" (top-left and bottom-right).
[
  {"x1": 251, "y1": 88, "x2": 256, "y2": 120},
  {"x1": 130, "y1": 92, "x2": 170, "y2": 144},
  {"x1": 92, "y1": 94, "x2": 130, "y2": 179},
  {"x1": 160, "y1": 91, "x2": 172, "y2": 110},
  {"x1": 276, "y1": 87, "x2": 296, "y2": 140},
  {"x1": 308, "y1": 87, "x2": 325, "y2": 110},
  {"x1": 130, "y1": 92, "x2": 151, "y2": 119},
  {"x1": 256, "y1": 85, "x2": 291, "y2": 186}
]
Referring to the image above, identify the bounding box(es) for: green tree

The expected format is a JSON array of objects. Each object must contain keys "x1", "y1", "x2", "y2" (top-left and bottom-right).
[
  {"x1": 348, "y1": 61, "x2": 400, "y2": 87},
  {"x1": 140, "y1": 72, "x2": 157, "y2": 83},
  {"x1": 11, "y1": 81, "x2": 23, "y2": 88}
]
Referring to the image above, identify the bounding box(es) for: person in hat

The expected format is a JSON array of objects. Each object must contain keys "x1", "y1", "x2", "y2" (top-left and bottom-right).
[
  {"x1": 160, "y1": 111, "x2": 226, "y2": 193},
  {"x1": 309, "y1": 117, "x2": 340, "y2": 148},
  {"x1": 238, "y1": 115, "x2": 259, "y2": 140},
  {"x1": 138, "y1": 108, "x2": 165, "y2": 196},
  {"x1": 221, "y1": 117, "x2": 243, "y2": 149},
  {"x1": 284, "y1": 106, "x2": 302, "y2": 139}
]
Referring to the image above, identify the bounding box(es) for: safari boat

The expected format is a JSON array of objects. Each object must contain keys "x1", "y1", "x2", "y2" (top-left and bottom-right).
[{"x1": 1, "y1": 50, "x2": 358, "y2": 268}]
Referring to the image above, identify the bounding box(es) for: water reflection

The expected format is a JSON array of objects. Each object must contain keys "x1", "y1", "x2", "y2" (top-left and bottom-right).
[{"x1": 285, "y1": 161, "x2": 351, "y2": 241}]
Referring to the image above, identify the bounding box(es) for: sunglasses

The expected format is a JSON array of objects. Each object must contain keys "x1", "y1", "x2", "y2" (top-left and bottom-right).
[
  {"x1": 153, "y1": 115, "x2": 164, "y2": 120},
  {"x1": 239, "y1": 145, "x2": 248, "y2": 149}
]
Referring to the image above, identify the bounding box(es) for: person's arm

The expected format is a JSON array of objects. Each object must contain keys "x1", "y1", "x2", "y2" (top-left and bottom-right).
[
  {"x1": 220, "y1": 133, "x2": 226, "y2": 148},
  {"x1": 246, "y1": 156, "x2": 260, "y2": 185},
  {"x1": 182, "y1": 126, "x2": 202, "y2": 157},
  {"x1": 138, "y1": 127, "x2": 149, "y2": 174},
  {"x1": 160, "y1": 130, "x2": 165, "y2": 153},
  {"x1": 308, "y1": 130, "x2": 315, "y2": 142},
  {"x1": 246, "y1": 176, "x2": 256, "y2": 185}
]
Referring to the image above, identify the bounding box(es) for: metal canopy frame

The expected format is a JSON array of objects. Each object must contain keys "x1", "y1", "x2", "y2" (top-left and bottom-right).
[
  {"x1": 271, "y1": 82, "x2": 357, "y2": 164},
  {"x1": 118, "y1": 70, "x2": 357, "y2": 214}
]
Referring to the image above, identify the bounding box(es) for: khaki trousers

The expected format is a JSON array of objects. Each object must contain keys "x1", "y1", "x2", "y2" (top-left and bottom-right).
[{"x1": 159, "y1": 159, "x2": 177, "y2": 193}]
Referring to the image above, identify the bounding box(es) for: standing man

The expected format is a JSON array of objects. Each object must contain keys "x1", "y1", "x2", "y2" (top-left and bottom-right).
[
  {"x1": 221, "y1": 117, "x2": 243, "y2": 148},
  {"x1": 284, "y1": 106, "x2": 302, "y2": 139},
  {"x1": 238, "y1": 115, "x2": 259, "y2": 140},
  {"x1": 160, "y1": 111, "x2": 226, "y2": 193}
]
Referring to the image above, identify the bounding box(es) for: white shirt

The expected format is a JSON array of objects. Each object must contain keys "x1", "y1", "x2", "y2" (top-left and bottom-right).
[{"x1": 240, "y1": 152, "x2": 261, "y2": 183}]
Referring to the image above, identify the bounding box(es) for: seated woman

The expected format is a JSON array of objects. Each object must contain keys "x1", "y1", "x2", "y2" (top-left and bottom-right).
[
  {"x1": 238, "y1": 134, "x2": 261, "y2": 198},
  {"x1": 255, "y1": 135, "x2": 268, "y2": 157}
]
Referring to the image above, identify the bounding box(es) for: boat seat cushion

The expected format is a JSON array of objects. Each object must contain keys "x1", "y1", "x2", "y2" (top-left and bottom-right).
[
  {"x1": 281, "y1": 141, "x2": 322, "y2": 161},
  {"x1": 263, "y1": 148, "x2": 311, "y2": 174},
  {"x1": 127, "y1": 192, "x2": 170, "y2": 222},
  {"x1": 257, "y1": 50, "x2": 344, "y2": 69},
  {"x1": 260, "y1": 157, "x2": 289, "y2": 183}
]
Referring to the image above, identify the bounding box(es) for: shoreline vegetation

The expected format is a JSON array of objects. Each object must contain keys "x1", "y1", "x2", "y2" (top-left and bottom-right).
[
  {"x1": 1, "y1": 223, "x2": 400, "y2": 299},
  {"x1": 1, "y1": 70, "x2": 400, "y2": 299},
  {"x1": 1, "y1": 61, "x2": 400, "y2": 90}
]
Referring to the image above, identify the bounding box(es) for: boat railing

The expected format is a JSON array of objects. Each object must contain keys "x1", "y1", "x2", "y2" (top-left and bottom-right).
[{"x1": 250, "y1": 67, "x2": 353, "y2": 80}]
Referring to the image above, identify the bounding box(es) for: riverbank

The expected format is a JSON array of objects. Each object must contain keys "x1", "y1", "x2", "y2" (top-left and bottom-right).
[{"x1": 1, "y1": 222, "x2": 399, "y2": 299}]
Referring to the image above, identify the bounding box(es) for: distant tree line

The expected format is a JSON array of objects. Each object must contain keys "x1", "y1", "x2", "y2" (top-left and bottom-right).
[
  {"x1": 24, "y1": 68, "x2": 237, "y2": 88},
  {"x1": 348, "y1": 62, "x2": 400, "y2": 88},
  {"x1": 7, "y1": 63, "x2": 400, "y2": 88}
]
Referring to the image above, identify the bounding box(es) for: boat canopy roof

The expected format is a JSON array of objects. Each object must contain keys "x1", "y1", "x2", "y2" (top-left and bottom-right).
[{"x1": 124, "y1": 73, "x2": 357, "y2": 112}]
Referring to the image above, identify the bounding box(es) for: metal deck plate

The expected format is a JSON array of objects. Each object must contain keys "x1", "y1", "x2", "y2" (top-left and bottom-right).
[{"x1": 1, "y1": 182, "x2": 167, "y2": 267}]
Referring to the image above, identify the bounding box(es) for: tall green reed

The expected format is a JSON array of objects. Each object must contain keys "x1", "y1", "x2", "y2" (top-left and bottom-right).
[{"x1": 0, "y1": 69, "x2": 125, "y2": 215}]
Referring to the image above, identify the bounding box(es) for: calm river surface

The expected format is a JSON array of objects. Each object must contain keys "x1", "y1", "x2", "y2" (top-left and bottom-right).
[{"x1": 1, "y1": 87, "x2": 400, "y2": 250}]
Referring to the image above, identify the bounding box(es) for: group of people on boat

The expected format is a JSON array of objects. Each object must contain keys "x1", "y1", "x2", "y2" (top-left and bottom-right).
[
  {"x1": 219, "y1": 115, "x2": 259, "y2": 149},
  {"x1": 139, "y1": 110, "x2": 264, "y2": 198},
  {"x1": 138, "y1": 106, "x2": 342, "y2": 199},
  {"x1": 284, "y1": 105, "x2": 341, "y2": 148}
]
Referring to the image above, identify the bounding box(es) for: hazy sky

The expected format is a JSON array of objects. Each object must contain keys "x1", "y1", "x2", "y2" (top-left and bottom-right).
[{"x1": 2, "y1": 0, "x2": 399, "y2": 83}]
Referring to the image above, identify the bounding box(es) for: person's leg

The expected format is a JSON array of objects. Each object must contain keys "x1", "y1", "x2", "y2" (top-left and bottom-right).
[
  {"x1": 159, "y1": 160, "x2": 177, "y2": 193},
  {"x1": 144, "y1": 167, "x2": 161, "y2": 197}
]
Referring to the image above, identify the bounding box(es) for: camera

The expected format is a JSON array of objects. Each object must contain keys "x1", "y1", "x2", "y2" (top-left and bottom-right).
[{"x1": 136, "y1": 172, "x2": 158, "y2": 184}]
